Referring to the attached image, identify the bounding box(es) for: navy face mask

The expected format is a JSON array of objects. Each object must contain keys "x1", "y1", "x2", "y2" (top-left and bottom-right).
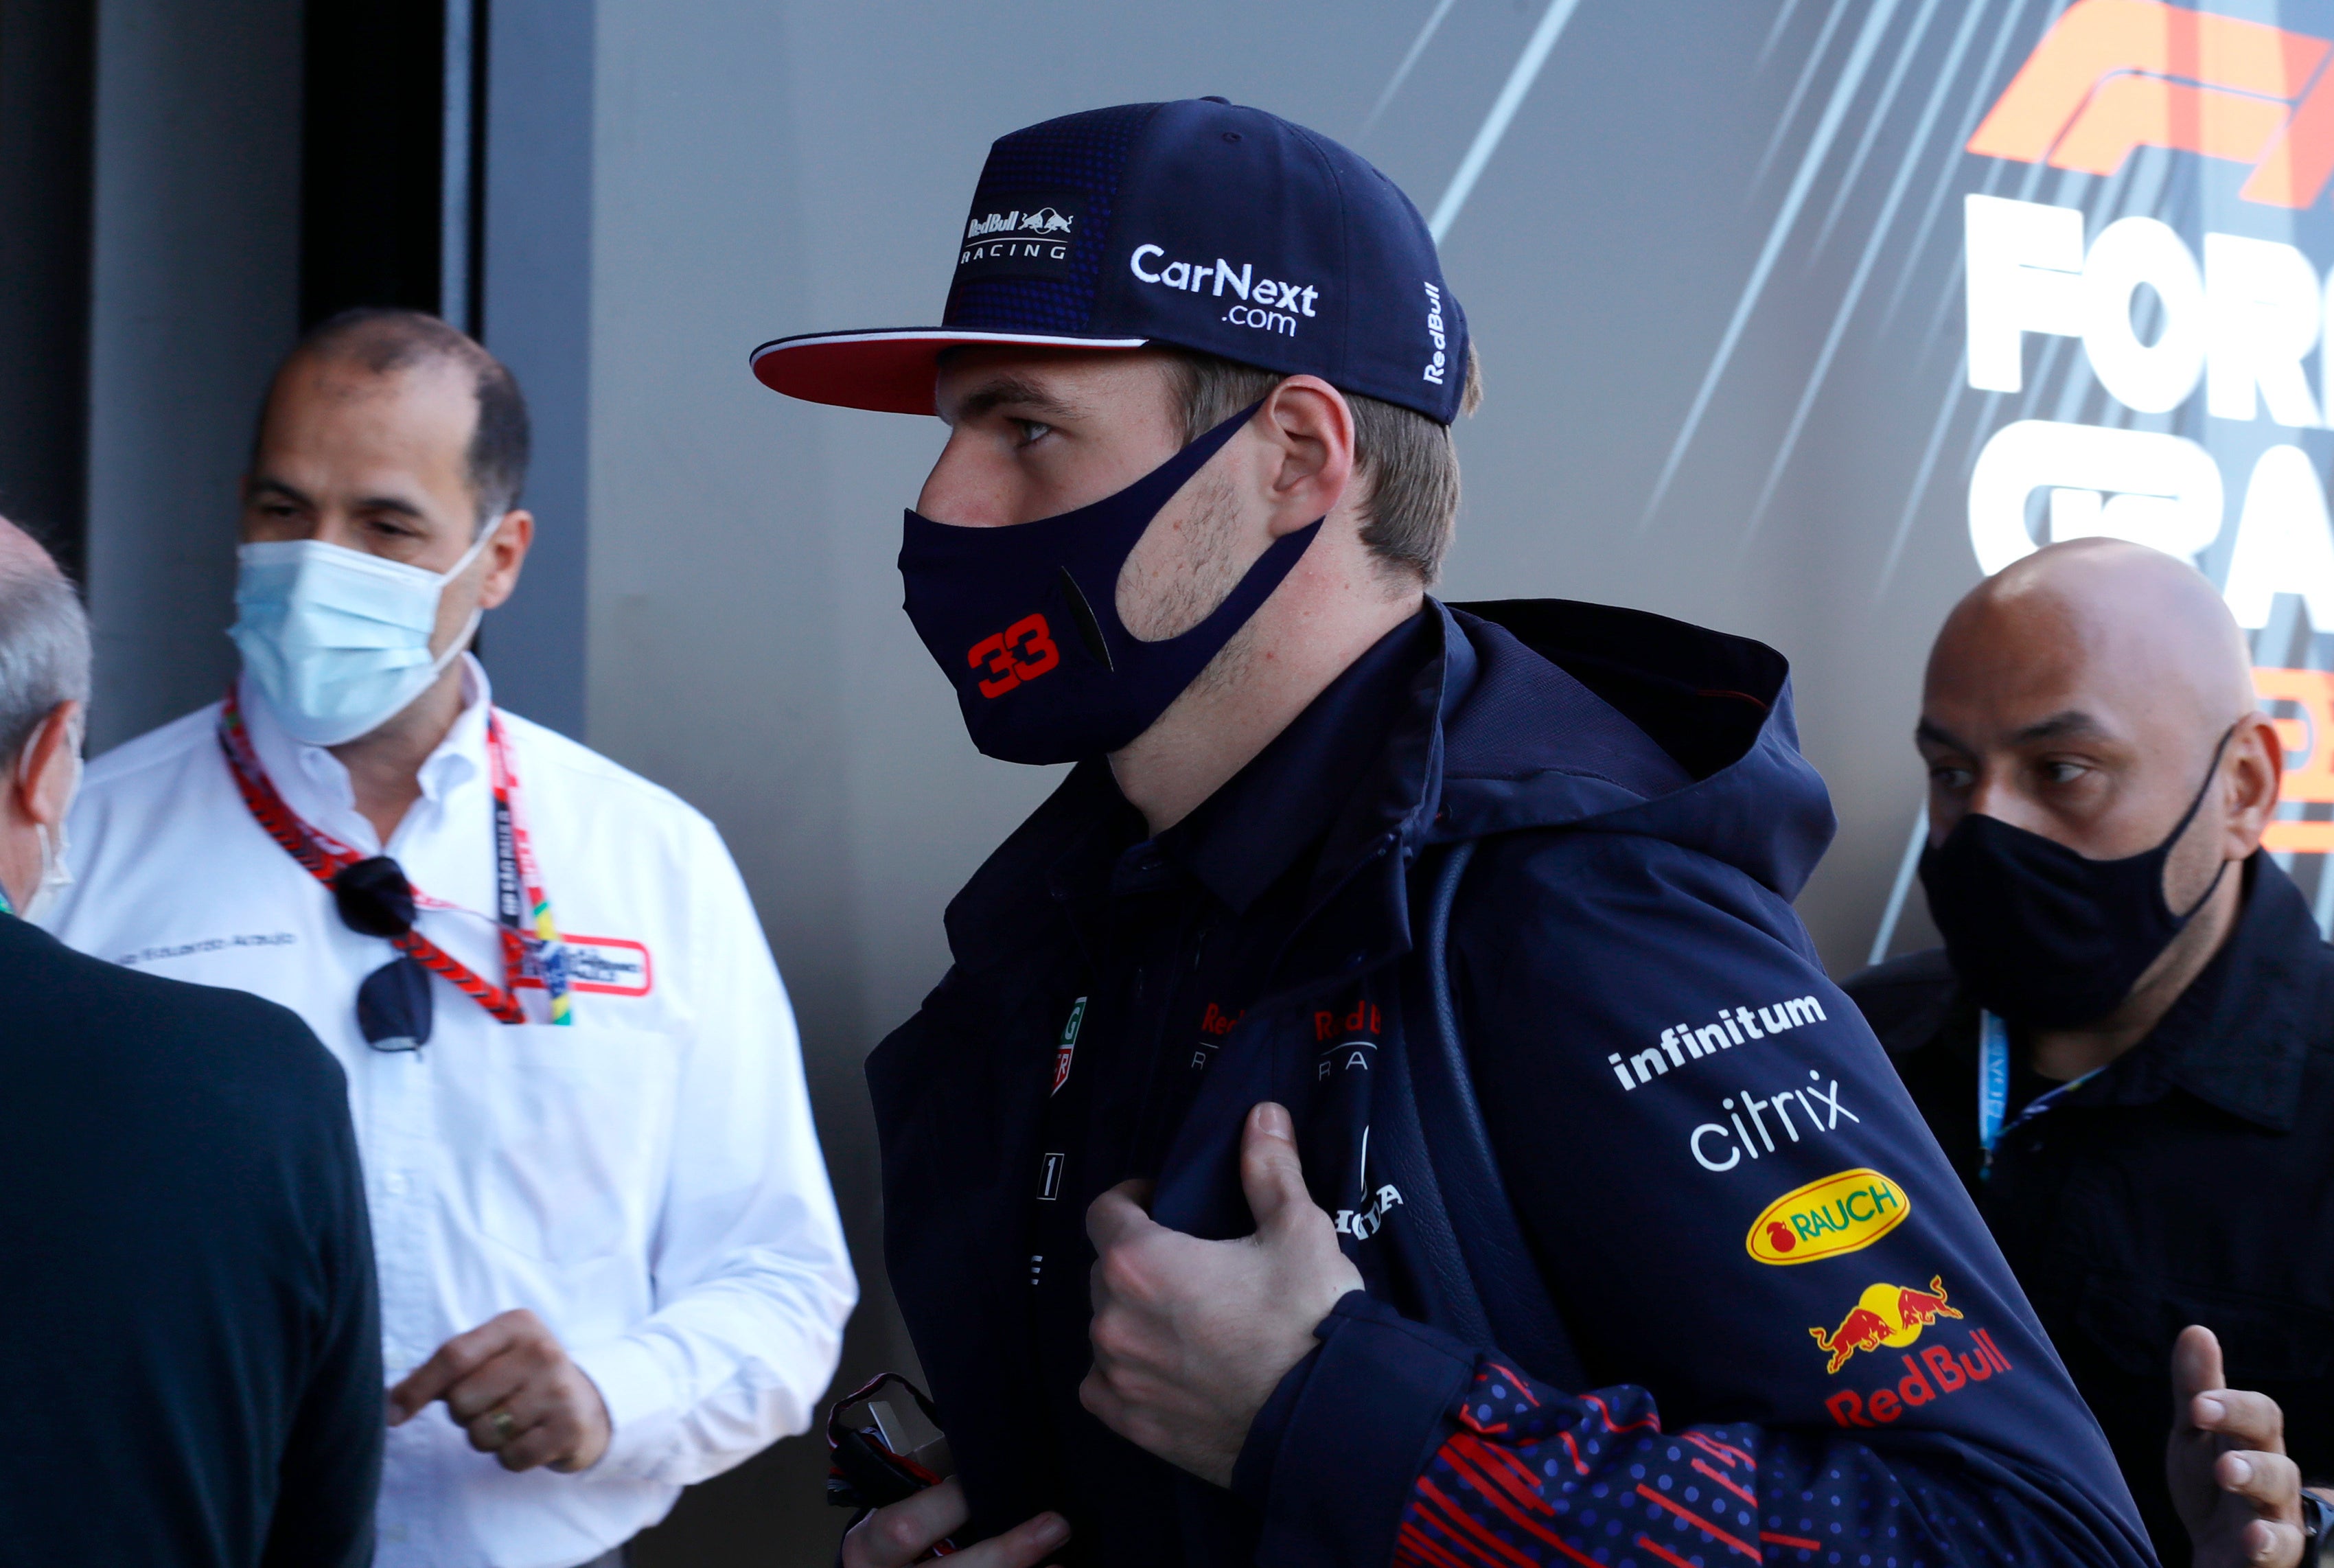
[
  {"x1": 899, "y1": 402, "x2": 1321, "y2": 765},
  {"x1": 1917, "y1": 726, "x2": 2236, "y2": 1028}
]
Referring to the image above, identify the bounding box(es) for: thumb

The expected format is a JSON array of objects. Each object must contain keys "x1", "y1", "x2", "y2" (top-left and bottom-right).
[
  {"x1": 2172, "y1": 1324, "x2": 2226, "y2": 1419},
  {"x1": 1240, "y1": 1103, "x2": 1315, "y2": 1234}
]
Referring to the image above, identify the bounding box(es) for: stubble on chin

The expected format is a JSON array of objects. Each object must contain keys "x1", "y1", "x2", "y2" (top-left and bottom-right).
[{"x1": 1116, "y1": 467, "x2": 1253, "y2": 643}]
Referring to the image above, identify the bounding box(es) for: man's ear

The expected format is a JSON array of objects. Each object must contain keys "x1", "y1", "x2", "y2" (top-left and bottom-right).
[
  {"x1": 15, "y1": 700, "x2": 82, "y2": 829},
  {"x1": 477, "y1": 510, "x2": 534, "y2": 612},
  {"x1": 2223, "y1": 711, "x2": 2285, "y2": 856},
  {"x1": 1251, "y1": 377, "x2": 1356, "y2": 538}
]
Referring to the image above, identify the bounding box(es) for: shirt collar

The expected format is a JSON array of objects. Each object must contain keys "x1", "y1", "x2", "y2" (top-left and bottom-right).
[
  {"x1": 2072, "y1": 855, "x2": 2328, "y2": 1131},
  {"x1": 238, "y1": 655, "x2": 493, "y2": 854}
]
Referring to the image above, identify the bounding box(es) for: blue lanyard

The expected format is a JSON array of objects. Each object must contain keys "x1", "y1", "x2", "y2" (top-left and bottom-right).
[{"x1": 1976, "y1": 1011, "x2": 2099, "y2": 1178}]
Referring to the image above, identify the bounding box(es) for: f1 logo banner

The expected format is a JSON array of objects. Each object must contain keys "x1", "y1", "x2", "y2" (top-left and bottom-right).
[
  {"x1": 1968, "y1": 0, "x2": 2334, "y2": 208},
  {"x1": 1961, "y1": 2, "x2": 2334, "y2": 860}
]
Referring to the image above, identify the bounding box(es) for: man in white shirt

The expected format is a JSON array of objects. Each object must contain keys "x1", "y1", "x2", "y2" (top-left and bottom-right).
[{"x1": 45, "y1": 308, "x2": 856, "y2": 1568}]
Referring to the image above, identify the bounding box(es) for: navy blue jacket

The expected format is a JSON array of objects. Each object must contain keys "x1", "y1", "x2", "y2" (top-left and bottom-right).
[
  {"x1": 867, "y1": 599, "x2": 2153, "y2": 1568},
  {"x1": 0, "y1": 914, "x2": 381, "y2": 1567}
]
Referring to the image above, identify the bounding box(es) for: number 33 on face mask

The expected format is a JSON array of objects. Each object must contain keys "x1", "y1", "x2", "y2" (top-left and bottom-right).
[
  {"x1": 968, "y1": 615, "x2": 1060, "y2": 699},
  {"x1": 897, "y1": 401, "x2": 1319, "y2": 766}
]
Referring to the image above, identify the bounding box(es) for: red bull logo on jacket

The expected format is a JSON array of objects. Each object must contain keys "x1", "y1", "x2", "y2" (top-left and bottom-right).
[
  {"x1": 1808, "y1": 1274, "x2": 1963, "y2": 1373},
  {"x1": 1809, "y1": 1274, "x2": 2018, "y2": 1428},
  {"x1": 1745, "y1": 1168, "x2": 1909, "y2": 1265}
]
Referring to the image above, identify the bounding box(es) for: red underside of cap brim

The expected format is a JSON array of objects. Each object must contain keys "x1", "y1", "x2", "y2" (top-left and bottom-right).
[{"x1": 750, "y1": 328, "x2": 1153, "y2": 414}]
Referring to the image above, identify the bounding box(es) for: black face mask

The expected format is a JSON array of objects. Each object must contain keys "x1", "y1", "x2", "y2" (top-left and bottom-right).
[
  {"x1": 1917, "y1": 728, "x2": 2236, "y2": 1029},
  {"x1": 898, "y1": 402, "x2": 1321, "y2": 765}
]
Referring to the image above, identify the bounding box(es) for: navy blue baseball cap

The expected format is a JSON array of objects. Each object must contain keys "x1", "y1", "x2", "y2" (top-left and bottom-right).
[{"x1": 752, "y1": 97, "x2": 1468, "y2": 424}]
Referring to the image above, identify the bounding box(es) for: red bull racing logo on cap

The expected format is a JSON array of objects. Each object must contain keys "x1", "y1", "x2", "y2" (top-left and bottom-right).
[
  {"x1": 1744, "y1": 1167, "x2": 1909, "y2": 1264},
  {"x1": 956, "y1": 190, "x2": 1086, "y2": 281}
]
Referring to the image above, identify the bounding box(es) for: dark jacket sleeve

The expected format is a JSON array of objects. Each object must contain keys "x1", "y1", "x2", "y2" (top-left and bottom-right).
[
  {"x1": 1240, "y1": 830, "x2": 2155, "y2": 1568},
  {"x1": 261, "y1": 1045, "x2": 383, "y2": 1568}
]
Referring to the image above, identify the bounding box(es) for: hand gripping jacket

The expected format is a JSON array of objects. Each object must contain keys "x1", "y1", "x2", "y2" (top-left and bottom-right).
[{"x1": 866, "y1": 599, "x2": 2156, "y2": 1568}]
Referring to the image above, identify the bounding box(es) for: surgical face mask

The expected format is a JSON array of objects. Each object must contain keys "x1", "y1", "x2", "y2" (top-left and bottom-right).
[
  {"x1": 229, "y1": 527, "x2": 495, "y2": 747},
  {"x1": 1917, "y1": 728, "x2": 2236, "y2": 1028},
  {"x1": 10, "y1": 714, "x2": 82, "y2": 924},
  {"x1": 898, "y1": 403, "x2": 1321, "y2": 765},
  {"x1": 23, "y1": 822, "x2": 73, "y2": 925}
]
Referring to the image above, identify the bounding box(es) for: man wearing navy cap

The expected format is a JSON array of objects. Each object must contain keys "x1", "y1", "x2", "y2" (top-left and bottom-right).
[{"x1": 755, "y1": 99, "x2": 2152, "y2": 1568}]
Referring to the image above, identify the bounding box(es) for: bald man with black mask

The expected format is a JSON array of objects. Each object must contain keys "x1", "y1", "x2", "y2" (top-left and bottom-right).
[{"x1": 1846, "y1": 538, "x2": 2334, "y2": 1568}]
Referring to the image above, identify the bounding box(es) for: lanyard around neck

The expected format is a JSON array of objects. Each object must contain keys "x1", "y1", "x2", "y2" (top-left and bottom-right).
[
  {"x1": 1976, "y1": 1010, "x2": 2096, "y2": 1178},
  {"x1": 217, "y1": 687, "x2": 573, "y2": 1026}
]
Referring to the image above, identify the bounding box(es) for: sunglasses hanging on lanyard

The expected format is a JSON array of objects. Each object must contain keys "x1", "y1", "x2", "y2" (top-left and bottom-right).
[{"x1": 217, "y1": 688, "x2": 574, "y2": 1049}]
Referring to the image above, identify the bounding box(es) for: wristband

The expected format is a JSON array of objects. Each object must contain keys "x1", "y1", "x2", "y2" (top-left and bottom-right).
[{"x1": 2301, "y1": 1488, "x2": 2334, "y2": 1568}]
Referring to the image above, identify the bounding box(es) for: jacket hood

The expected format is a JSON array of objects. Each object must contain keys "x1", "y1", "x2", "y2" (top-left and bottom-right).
[{"x1": 1433, "y1": 599, "x2": 1837, "y2": 900}]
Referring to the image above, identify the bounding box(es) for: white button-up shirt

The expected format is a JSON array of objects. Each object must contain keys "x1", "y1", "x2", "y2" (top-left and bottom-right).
[{"x1": 45, "y1": 660, "x2": 856, "y2": 1568}]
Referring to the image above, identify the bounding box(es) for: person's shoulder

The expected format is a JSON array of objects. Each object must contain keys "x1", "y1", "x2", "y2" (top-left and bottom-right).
[
  {"x1": 494, "y1": 706, "x2": 715, "y2": 835},
  {"x1": 1838, "y1": 946, "x2": 1961, "y2": 1054},
  {"x1": 8, "y1": 921, "x2": 345, "y2": 1100},
  {"x1": 1458, "y1": 822, "x2": 1797, "y2": 932},
  {"x1": 1440, "y1": 829, "x2": 1834, "y2": 1026},
  {"x1": 80, "y1": 702, "x2": 224, "y2": 794},
  {"x1": 79, "y1": 936, "x2": 338, "y2": 1074}
]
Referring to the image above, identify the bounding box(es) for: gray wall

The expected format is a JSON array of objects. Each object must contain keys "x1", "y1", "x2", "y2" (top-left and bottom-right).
[
  {"x1": 478, "y1": 0, "x2": 593, "y2": 738},
  {"x1": 85, "y1": 0, "x2": 303, "y2": 752}
]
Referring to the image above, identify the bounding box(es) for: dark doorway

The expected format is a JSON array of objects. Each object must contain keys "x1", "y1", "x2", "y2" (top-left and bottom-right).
[
  {"x1": 0, "y1": 0, "x2": 97, "y2": 580},
  {"x1": 302, "y1": 0, "x2": 483, "y2": 332}
]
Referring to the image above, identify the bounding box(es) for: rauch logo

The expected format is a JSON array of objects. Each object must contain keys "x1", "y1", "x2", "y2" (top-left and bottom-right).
[{"x1": 1744, "y1": 1167, "x2": 1909, "y2": 1265}]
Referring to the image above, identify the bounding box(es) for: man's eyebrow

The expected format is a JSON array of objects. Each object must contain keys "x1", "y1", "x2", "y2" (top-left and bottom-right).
[
  {"x1": 947, "y1": 375, "x2": 1078, "y2": 424},
  {"x1": 351, "y1": 494, "x2": 429, "y2": 519},
  {"x1": 249, "y1": 476, "x2": 428, "y2": 520},
  {"x1": 2008, "y1": 709, "x2": 2109, "y2": 745},
  {"x1": 1916, "y1": 710, "x2": 2112, "y2": 751},
  {"x1": 246, "y1": 476, "x2": 314, "y2": 507}
]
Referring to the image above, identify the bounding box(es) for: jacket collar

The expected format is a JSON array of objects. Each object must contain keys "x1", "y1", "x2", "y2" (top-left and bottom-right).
[
  {"x1": 2117, "y1": 855, "x2": 2329, "y2": 1132},
  {"x1": 1167, "y1": 608, "x2": 1442, "y2": 917}
]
